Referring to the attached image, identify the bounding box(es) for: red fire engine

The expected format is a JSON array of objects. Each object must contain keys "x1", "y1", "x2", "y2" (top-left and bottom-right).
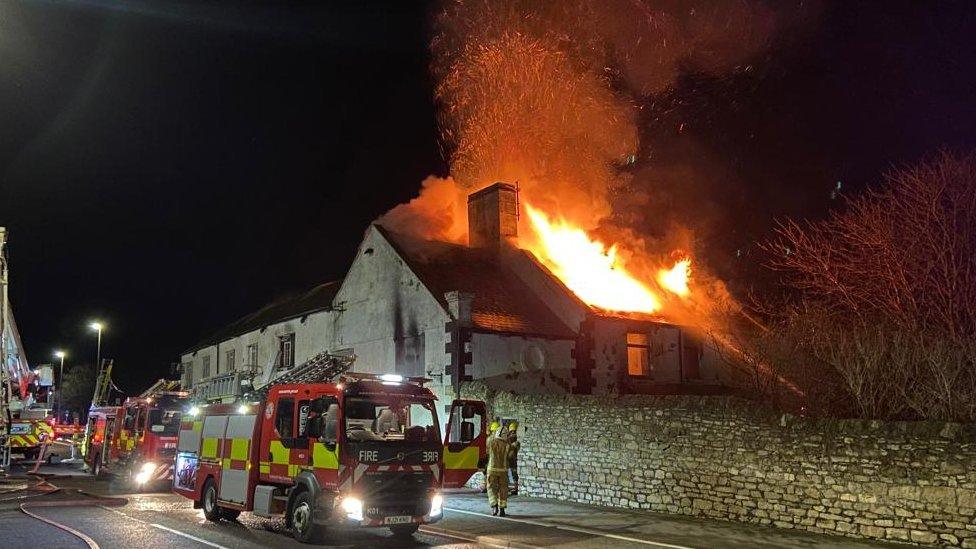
[
  {"x1": 173, "y1": 353, "x2": 486, "y2": 543},
  {"x1": 83, "y1": 374, "x2": 188, "y2": 485}
]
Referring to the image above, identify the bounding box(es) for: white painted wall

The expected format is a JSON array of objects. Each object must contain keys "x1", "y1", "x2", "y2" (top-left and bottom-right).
[
  {"x1": 329, "y1": 226, "x2": 452, "y2": 400},
  {"x1": 180, "y1": 308, "x2": 335, "y2": 394},
  {"x1": 469, "y1": 332, "x2": 575, "y2": 394}
]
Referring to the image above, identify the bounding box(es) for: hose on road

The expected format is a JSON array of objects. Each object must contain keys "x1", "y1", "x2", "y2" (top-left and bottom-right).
[{"x1": 6, "y1": 474, "x2": 129, "y2": 549}]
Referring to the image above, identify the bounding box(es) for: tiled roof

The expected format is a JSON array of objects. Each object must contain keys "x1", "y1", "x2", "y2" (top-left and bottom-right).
[
  {"x1": 377, "y1": 226, "x2": 576, "y2": 339},
  {"x1": 183, "y1": 280, "x2": 340, "y2": 354}
]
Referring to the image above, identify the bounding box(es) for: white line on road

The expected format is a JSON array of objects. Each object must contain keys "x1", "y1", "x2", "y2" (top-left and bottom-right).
[
  {"x1": 151, "y1": 522, "x2": 232, "y2": 549},
  {"x1": 100, "y1": 505, "x2": 231, "y2": 549},
  {"x1": 445, "y1": 507, "x2": 696, "y2": 549}
]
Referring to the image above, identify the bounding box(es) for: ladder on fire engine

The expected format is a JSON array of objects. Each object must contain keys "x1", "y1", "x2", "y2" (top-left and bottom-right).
[
  {"x1": 248, "y1": 352, "x2": 355, "y2": 401},
  {"x1": 91, "y1": 359, "x2": 114, "y2": 407},
  {"x1": 138, "y1": 378, "x2": 182, "y2": 398}
]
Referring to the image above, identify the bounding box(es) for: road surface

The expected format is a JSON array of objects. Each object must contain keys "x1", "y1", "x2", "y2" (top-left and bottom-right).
[{"x1": 1, "y1": 462, "x2": 900, "y2": 548}]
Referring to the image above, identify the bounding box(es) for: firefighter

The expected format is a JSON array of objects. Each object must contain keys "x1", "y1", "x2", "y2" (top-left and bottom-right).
[
  {"x1": 507, "y1": 421, "x2": 521, "y2": 495},
  {"x1": 486, "y1": 423, "x2": 511, "y2": 516},
  {"x1": 480, "y1": 420, "x2": 501, "y2": 493}
]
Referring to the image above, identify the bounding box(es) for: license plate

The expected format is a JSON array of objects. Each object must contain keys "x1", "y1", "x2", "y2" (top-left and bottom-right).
[{"x1": 383, "y1": 515, "x2": 412, "y2": 525}]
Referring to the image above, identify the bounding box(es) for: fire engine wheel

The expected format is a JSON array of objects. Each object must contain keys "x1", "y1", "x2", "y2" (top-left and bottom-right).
[
  {"x1": 290, "y1": 491, "x2": 324, "y2": 544},
  {"x1": 202, "y1": 479, "x2": 222, "y2": 522},
  {"x1": 389, "y1": 523, "x2": 420, "y2": 537},
  {"x1": 220, "y1": 508, "x2": 241, "y2": 521}
]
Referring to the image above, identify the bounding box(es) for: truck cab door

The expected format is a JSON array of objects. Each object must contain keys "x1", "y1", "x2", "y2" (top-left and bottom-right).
[{"x1": 442, "y1": 399, "x2": 486, "y2": 489}]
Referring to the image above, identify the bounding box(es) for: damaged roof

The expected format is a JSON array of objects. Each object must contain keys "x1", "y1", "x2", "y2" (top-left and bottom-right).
[
  {"x1": 377, "y1": 225, "x2": 576, "y2": 339},
  {"x1": 183, "y1": 280, "x2": 340, "y2": 354}
]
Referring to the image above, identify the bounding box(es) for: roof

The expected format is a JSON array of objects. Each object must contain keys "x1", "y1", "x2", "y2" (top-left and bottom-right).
[
  {"x1": 183, "y1": 280, "x2": 341, "y2": 355},
  {"x1": 376, "y1": 225, "x2": 576, "y2": 339}
]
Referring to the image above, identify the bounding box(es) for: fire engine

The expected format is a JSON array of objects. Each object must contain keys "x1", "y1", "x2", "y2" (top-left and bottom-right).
[
  {"x1": 83, "y1": 360, "x2": 188, "y2": 485},
  {"x1": 173, "y1": 352, "x2": 487, "y2": 542},
  {"x1": 7, "y1": 412, "x2": 55, "y2": 461}
]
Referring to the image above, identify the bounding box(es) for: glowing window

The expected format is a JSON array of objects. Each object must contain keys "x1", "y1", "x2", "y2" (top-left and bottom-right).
[{"x1": 627, "y1": 332, "x2": 650, "y2": 377}]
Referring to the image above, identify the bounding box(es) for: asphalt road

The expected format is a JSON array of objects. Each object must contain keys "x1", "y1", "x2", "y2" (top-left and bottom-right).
[{"x1": 1, "y1": 462, "x2": 901, "y2": 549}]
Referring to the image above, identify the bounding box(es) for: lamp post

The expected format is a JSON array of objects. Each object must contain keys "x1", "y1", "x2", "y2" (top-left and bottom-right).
[
  {"x1": 54, "y1": 350, "x2": 66, "y2": 422},
  {"x1": 89, "y1": 321, "x2": 103, "y2": 371}
]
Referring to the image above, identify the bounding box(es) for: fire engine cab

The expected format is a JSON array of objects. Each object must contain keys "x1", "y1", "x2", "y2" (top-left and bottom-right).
[
  {"x1": 173, "y1": 357, "x2": 486, "y2": 543},
  {"x1": 84, "y1": 381, "x2": 188, "y2": 485}
]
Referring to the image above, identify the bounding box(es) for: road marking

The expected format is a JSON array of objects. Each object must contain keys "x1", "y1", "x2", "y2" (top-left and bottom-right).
[
  {"x1": 101, "y1": 505, "x2": 231, "y2": 549},
  {"x1": 445, "y1": 507, "x2": 696, "y2": 549},
  {"x1": 151, "y1": 522, "x2": 232, "y2": 549},
  {"x1": 420, "y1": 525, "x2": 537, "y2": 548}
]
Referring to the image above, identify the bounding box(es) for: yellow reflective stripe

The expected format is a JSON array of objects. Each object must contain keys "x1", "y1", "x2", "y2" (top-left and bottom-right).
[
  {"x1": 193, "y1": 421, "x2": 203, "y2": 432},
  {"x1": 269, "y1": 440, "x2": 289, "y2": 464},
  {"x1": 201, "y1": 437, "x2": 219, "y2": 458},
  {"x1": 443, "y1": 445, "x2": 479, "y2": 469},
  {"x1": 222, "y1": 458, "x2": 231, "y2": 469},
  {"x1": 288, "y1": 464, "x2": 300, "y2": 477},
  {"x1": 259, "y1": 462, "x2": 270, "y2": 474},
  {"x1": 230, "y1": 438, "x2": 249, "y2": 461},
  {"x1": 312, "y1": 442, "x2": 339, "y2": 469}
]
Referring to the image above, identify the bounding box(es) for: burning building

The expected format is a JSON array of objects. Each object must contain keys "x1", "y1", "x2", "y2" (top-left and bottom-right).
[{"x1": 181, "y1": 183, "x2": 727, "y2": 407}]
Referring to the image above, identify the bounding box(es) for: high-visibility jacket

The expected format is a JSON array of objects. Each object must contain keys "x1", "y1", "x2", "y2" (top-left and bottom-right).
[{"x1": 486, "y1": 433, "x2": 510, "y2": 474}]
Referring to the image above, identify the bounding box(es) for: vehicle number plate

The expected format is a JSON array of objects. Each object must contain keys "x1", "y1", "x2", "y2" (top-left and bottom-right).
[{"x1": 383, "y1": 515, "x2": 412, "y2": 525}]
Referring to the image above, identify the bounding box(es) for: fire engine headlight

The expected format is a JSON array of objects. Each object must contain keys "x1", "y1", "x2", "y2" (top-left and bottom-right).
[
  {"x1": 429, "y1": 493, "x2": 443, "y2": 517},
  {"x1": 340, "y1": 496, "x2": 363, "y2": 521},
  {"x1": 141, "y1": 462, "x2": 157, "y2": 473}
]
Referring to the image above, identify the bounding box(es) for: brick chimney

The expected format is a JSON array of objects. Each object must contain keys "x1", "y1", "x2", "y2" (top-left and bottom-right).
[{"x1": 467, "y1": 182, "x2": 518, "y2": 248}]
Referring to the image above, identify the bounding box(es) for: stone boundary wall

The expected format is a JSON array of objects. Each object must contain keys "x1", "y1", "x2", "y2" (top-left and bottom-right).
[{"x1": 462, "y1": 384, "x2": 976, "y2": 546}]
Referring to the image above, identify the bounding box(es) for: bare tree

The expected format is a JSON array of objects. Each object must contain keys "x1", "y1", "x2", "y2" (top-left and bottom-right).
[{"x1": 759, "y1": 151, "x2": 976, "y2": 421}]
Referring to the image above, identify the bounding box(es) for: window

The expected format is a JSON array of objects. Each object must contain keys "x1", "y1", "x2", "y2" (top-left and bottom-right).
[
  {"x1": 627, "y1": 332, "x2": 651, "y2": 377},
  {"x1": 278, "y1": 334, "x2": 295, "y2": 369},
  {"x1": 225, "y1": 349, "x2": 236, "y2": 372},
  {"x1": 246, "y1": 344, "x2": 258, "y2": 369},
  {"x1": 344, "y1": 396, "x2": 440, "y2": 443},
  {"x1": 201, "y1": 356, "x2": 211, "y2": 379},
  {"x1": 275, "y1": 398, "x2": 295, "y2": 438},
  {"x1": 183, "y1": 362, "x2": 193, "y2": 387}
]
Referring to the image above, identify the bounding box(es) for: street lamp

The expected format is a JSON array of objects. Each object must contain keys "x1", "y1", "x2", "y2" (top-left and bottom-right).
[
  {"x1": 89, "y1": 321, "x2": 104, "y2": 373},
  {"x1": 54, "y1": 350, "x2": 66, "y2": 422}
]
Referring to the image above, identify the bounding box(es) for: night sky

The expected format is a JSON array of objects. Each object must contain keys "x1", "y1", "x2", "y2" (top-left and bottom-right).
[{"x1": 2, "y1": 1, "x2": 975, "y2": 393}]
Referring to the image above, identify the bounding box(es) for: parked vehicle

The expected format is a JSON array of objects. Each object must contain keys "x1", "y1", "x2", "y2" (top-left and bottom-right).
[{"x1": 172, "y1": 353, "x2": 486, "y2": 543}]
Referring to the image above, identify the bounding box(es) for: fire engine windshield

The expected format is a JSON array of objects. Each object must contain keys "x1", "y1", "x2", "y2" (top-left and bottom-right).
[
  {"x1": 344, "y1": 397, "x2": 439, "y2": 443},
  {"x1": 147, "y1": 409, "x2": 181, "y2": 435}
]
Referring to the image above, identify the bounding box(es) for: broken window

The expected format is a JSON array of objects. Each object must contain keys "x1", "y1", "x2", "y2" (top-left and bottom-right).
[
  {"x1": 225, "y1": 349, "x2": 236, "y2": 372},
  {"x1": 201, "y1": 355, "x2": 211, "y2": 379},
  {"x1": 627, "y1": 332, "x2": 650, "y2": 377}
]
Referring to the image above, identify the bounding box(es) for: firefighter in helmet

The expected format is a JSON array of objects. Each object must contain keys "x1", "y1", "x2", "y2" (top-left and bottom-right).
[
  {"x1": 507, "y1": 421, "x2": 521, "y2": 495},
  {"x1": 485, "y1": 422, "x2": 511, "y2": 516},
  {"x1": 480, "y1": 420, "x2": 501, "y2": 493}
]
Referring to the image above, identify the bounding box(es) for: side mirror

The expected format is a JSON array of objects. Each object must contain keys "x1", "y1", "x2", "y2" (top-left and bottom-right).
[
  {"x1": 461, "y1": 405, "x2": 475, "y2": 419},
  {"x1": 460, "y1": 421, "x2": 475, "y2": 443}
]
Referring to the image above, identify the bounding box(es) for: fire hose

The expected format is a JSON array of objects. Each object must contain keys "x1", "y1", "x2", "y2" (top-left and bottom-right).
[{"x1": 1, "y1": 473, "x2": 127, "y2": 549}]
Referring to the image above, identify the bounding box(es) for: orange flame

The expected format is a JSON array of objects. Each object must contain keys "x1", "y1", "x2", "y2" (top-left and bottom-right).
[
  {"x1": 525, "y1": 203, "x2": 694, "y2": 314},
  {"x1": 658, "y1": 258, "x2": 691, "y2": 297}
]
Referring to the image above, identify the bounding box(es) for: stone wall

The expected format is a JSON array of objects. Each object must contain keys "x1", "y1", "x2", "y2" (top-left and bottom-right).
[{"x1": 465, "y1": 384, "x2": 976, "y2": 546}]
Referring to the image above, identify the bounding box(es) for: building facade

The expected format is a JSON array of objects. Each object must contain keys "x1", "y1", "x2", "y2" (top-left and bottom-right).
[{"x1": 180, "y1": 183, "x2": 727, "y2": 412}]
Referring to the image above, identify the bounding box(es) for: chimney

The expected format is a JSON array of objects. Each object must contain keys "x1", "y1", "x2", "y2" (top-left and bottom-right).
[
  {"x1": 445, "y1": 291, "x2": 474, "y2": 324},
  {"x1": 467, "y1": 182, "x2": 518, "y2": 248}
]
